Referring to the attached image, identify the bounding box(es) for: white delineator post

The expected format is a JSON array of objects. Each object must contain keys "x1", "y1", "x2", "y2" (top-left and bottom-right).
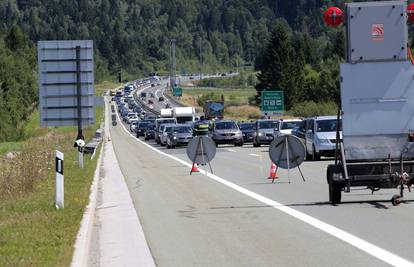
[
  {"x1": 78, "y1": 147, "x2": 84, "y2": 169},
  {"x1": 55, "y1": 150, "x2": 64, "y2": 209}
]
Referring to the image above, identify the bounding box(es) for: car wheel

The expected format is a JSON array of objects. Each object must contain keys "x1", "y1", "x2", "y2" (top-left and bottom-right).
[{"x1": 312, "y1": 145, "x2": 320, "y2": 161}]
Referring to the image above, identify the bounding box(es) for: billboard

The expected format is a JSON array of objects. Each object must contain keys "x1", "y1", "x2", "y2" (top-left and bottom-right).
[{"x1": 38, "y1": 40, "x2": 94, "y2": 127}]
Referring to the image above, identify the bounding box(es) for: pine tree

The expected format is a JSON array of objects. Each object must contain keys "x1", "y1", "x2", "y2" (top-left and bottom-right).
[{"x1": 255, "y1": 20, "x2": 297, "y2": 109}]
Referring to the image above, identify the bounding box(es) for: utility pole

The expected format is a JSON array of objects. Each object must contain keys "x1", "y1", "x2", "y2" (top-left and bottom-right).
[
  {"x1": 199, "y1": 37, "x2": 202, "y2": 81},
  {"x1": 170, "y1": 39, "x2": 177, "y2": 89}
]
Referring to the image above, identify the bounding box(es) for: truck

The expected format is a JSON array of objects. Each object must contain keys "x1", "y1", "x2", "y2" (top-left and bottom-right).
[
  {"x1": 324, "y1": 1, "x2": 414, "y2": 206},
  {"x1": 160, "y1": 108, "x2": 173, "y2": 118},
  {"x1": 203, "y1": 101, "x2": 224, "y2": 120},
  {"x1": 172, "y1": 107, "x2": 196, "y2": 124}
]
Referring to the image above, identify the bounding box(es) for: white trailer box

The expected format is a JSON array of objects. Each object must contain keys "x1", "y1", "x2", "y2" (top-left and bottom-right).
[
  {"x1": 160, "y1": 108, "x2": 173, "y2": 118},
  {"x1": 172, "y1": 107, "x2": 195, "y2": 124},
  {"x1": 341, "y1": 60, "x2": 414, "y2": 160}
]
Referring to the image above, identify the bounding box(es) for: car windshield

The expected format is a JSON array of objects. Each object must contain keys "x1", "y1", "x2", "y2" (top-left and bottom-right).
[
  {"x1": 160, "y1": 119, "x2": 175, "y2": 124},
  {"x1": 138, "y1": 122, "x2": 150, "y2": 128},
  {"x1": 316, "y1": 119, "x2": 342, "y2": 132},
  {"x1": 173, "y1": 126, "x2": 192, "y2": 133},
  {"x1": 239, "y1": 123, "x2": 254, "y2": 131},
  {"x1": 281, "y1": 121, "x2": 301, "y2": 130},
  {"x1": 259, "y1": 121, "x2": 279, "y2": 129},
  {"x1": 216, "y1": 121, "x2": 237, "y2": 130}
]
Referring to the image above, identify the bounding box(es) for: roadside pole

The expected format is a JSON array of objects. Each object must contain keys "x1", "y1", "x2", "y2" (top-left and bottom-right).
[{"x1": 55, "y1": 150, "x2": 64, "y2": 209}]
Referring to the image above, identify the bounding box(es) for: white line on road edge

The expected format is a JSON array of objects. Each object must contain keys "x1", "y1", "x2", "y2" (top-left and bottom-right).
[
  {"x1": 248, "y1": 153, "x2": 261, "y2": 157},
  {"x1": 116, "y1": 102, "x2": 414, "y2": 267},
  {"x1": 226, "y1": 149, "x2": 236, "y2": 152}
]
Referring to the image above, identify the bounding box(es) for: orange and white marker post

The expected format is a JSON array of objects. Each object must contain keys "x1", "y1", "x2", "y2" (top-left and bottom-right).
[{"x1": 268, "y1": 162, "x2": 279, "y2": 183}]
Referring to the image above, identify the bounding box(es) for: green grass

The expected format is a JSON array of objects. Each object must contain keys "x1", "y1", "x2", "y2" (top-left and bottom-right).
[
  {"x1": 182, "y1": 87, "x2": 256, "y2": 105},
  {"x1": 95, "y1": 81, "x2": 121, "y2": 96},
  {"x1": 0, "y1": 90, "x2": 105, "y2": 266},
  {"x1": 0, "y1": 142, "x2": 23, "y2": 155}
]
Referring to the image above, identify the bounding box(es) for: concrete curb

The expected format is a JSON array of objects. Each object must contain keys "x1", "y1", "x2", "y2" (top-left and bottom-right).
[
  {"x1": 70, "y1": 138, "x2": 104, "y2": 267},
  {"x1": 71, "y1": 98, "x2": 108, "y2": 267}
]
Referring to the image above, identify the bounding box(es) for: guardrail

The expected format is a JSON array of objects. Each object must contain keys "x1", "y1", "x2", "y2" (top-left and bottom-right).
[
  {"x1": 133, "y1": 86, "x2": 161, "y2": 116},
  {"x1": 163, "y1": 89, "x2": 187, "y2": 107}
]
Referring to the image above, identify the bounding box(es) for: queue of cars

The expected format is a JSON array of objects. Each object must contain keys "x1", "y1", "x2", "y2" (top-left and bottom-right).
[{"x1": 114, "y1": 84, "x2": 342, "y2": 160}]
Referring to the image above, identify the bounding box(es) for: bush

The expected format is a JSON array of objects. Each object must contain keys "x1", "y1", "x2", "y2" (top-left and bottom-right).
[
  {"x1": 197, "y1": 92, "x2": 221, "y2": 107},
  {"x1": 288, "y1": 101, "x2": 338, "y2": 117}
]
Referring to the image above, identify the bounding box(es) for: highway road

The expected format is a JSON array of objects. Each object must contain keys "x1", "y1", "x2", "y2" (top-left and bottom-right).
[{"x1": 108, "y1": 82, "x2": 414, "y2": 266}]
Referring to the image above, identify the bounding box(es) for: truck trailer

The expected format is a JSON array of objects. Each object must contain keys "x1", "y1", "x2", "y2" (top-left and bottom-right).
[
  {"x1": 325, "y1": 1, "x2": 414, "y2": 205},
  {"x1": 172, "y1": 107, "x2": 196, "y2": 124}
]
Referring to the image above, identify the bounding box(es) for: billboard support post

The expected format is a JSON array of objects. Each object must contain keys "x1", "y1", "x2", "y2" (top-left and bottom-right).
[{"x1": 76, "y1": 46, "x2": 84, "y2": 141}]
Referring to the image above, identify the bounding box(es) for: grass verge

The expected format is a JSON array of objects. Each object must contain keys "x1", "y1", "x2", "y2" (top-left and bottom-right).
[
  {"x1": 180, "y1": 87, "x2": 260, "y2": 121},
  {"x1": 0, "y1": 97, "x2": 104, "y2": 266}
]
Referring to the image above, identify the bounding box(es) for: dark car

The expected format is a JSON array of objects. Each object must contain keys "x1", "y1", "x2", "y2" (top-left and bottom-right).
[
  {"x1": 144, "y1": 124, "x2": 156, "y2": 140},
  {"x1": 253, "y1": 119, "x2": 280, "y2": 147},
  {"x1": 166, "y1": 125, "x2": 193, "y2": 148},
  {"x1": 120, "y1": 108, "x2": 129, "y2": 118},
  {"x1": 148, "y1": 99, "x2": 154, "y2": 104},
  {"x1": 210, "y1": 120, "x2": 243, "y2": 147},
  {"x1": 158, "y1": 96, "x2": 164, "y2": 102},
  {"x1": 135, "y1": 121, "x2": 152, "y2": 137},
  {"x1": 239, "y1": 122, "x2": 255, "y2": 143}
]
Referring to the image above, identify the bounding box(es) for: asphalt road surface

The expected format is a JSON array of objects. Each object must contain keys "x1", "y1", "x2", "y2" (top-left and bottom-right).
[{"x1": 110, "y1": 97, "x2": 414, "y2": 266}]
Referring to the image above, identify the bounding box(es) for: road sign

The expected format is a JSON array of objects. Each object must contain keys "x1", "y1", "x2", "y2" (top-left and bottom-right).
[
  {"x1": 38, "y1": 40, "x2": 94, "y2": 128},
  {"x1": 261, "y1": 91, "x2": 284, "y2": 115},
  {"x1": 186, "y1": 136, "x2": 216, "y2": 165},
  {"x1": 269, "y1": 135, "x2": 305, "y2": 169},
  {"x1": 173, "y1": 86, "x2": 182, "y2": 97},
  {"x1": 269, "y1": 135, "x2": 306, "y2": 182}
]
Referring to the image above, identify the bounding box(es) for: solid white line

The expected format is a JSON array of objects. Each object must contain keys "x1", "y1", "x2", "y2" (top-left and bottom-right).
[
  {"x1": 115, "y1": 108, "x2": 414, "y2": 267},
  {"x1": 226, "y1": 149, "x2": 236, "y2": 152},
  {"x1": 248, "y1": 153, "x2": 261, "y2": 157}
]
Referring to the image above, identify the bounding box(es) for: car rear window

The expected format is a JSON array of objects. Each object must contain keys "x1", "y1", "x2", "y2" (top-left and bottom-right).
[
  {"x1": 174, "y1": 126, "x2": 192, "y2": 133},
  {"x1": 281, "y1": 121, "x2": 301, "y2": 130},
  {"x1": 316, "y1": 119, "x2": 342, "y2": 132},
  {"x1": 259, "y1": 121, "x2": 279, "y2": 129},
  {"x1": 239, "y1": 123, "x2": 254, "y2": 130},
  {"x1": 216, "y1": 121, "x2": 237, "y2": 130}
]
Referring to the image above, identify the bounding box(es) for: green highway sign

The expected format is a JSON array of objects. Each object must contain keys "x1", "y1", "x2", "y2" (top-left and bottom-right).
[
  {"x1": 261, "y1": 90, "x2": 284, "y2": 115},
  {"x1": 173, "y1": 86, "x2": 182, "y2": 97}
]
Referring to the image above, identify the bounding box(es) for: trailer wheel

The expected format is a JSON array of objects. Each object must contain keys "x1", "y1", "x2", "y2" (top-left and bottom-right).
[
  {"x1": 329, "y1": 182, "x2": 342, "y2": 204},
  {"x1": 391, "y1": 195, "x2": 401, "y2": 206}
]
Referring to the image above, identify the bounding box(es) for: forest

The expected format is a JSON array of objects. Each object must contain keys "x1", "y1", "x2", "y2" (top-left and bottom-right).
[{"x1": 0, "y1": 0, "x2": 348, "y2": 141}]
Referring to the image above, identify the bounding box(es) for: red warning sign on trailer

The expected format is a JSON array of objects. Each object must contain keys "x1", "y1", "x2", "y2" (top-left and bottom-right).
[{"x1": 371, "y1": 24, "x2": 384, "y2": 41}]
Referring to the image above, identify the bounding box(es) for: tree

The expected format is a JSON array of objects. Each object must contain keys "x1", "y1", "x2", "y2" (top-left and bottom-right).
[{"x1": 255, "y1": 20, "x2": 298, "y2": 109}]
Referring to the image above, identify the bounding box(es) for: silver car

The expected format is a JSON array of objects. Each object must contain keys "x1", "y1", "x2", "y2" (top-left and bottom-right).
[
  {"x1": 166, "y1": 125, "x2": 193, "y2": 148},
  {"x1": 160, "y1": 124, "x2": 177, "y2": 146},
  {"x1": 210, "y1": 120, "x2": 243, "y2": 147},
  {"x1": 304, "y1": 116, "x2": 342, "y2": 160},
  {"x1": 253, "y1": 119, "x2": 280, "y2": 147}
]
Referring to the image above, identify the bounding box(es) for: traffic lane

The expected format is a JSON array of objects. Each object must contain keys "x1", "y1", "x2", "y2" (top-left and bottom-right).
[
  {"x1": 115, "y1": 99, "x2": 414, "y2": 264},
  {"x1": 141, "y1": 85, "x2": 168, "y2": 112},
  {"x1": 156, "y1": 142, "x2": 414, "y2": 262},
  {"x1": 110, "y1": 119, "x2": 386, "y2": 267}
]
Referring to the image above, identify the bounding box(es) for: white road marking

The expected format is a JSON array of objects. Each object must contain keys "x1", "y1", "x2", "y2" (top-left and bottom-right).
[
  {"x1": 114, "y1": 104, "x2": 414, "y2": 267},
  {"x1": 248, "y1": 153, "x2": 261, "y2": 157},
  {"x1": 226, "y1": 149, "x2": 236, "y2": 152}
]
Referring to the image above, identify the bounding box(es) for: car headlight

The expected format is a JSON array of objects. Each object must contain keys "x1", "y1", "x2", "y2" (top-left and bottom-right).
[
  {"x1": 258, "y1": 132, "x2": 263, "y2": 137},
  {"x1": 318, "y1": 138, "x2": 330, "y2": 144},
  {"x1": 173, "y1": 136, "x2": 177, "y2": 140}
]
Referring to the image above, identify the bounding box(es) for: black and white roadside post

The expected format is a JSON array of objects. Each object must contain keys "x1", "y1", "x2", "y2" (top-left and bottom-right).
[
  {"x1": 75, "y1": 139, "x2": 85, "y2": 168},
  {"x1": 55, "y1": 150, "x2": 64, "y2": 209}
]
